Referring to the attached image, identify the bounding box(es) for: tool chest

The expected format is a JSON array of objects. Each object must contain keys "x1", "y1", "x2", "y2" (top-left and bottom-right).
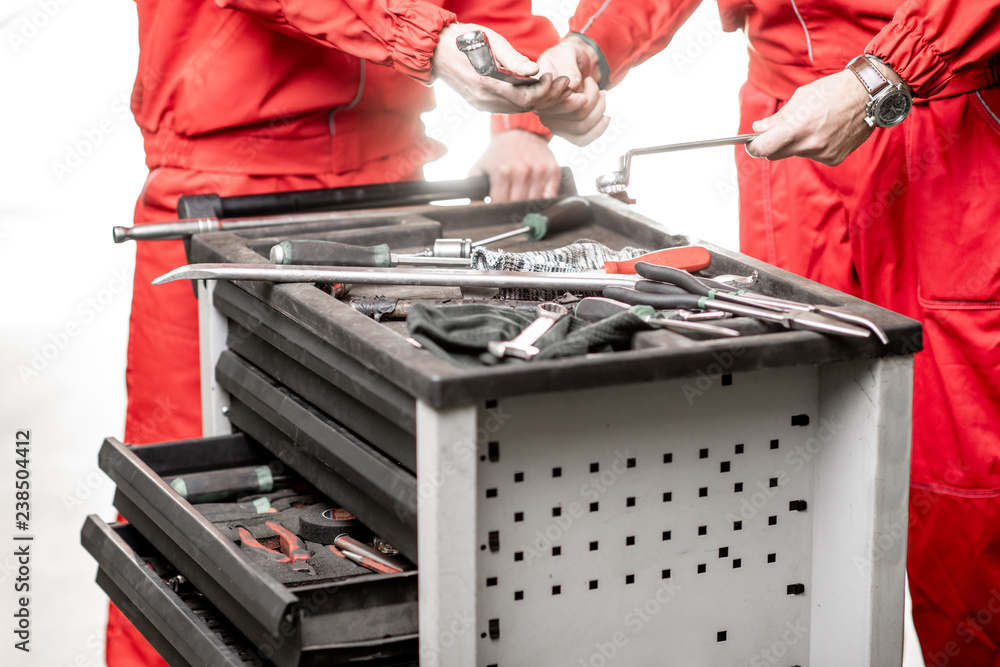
[{"x1": 86, "y1": 188, "x2": 920, "y2": 666}]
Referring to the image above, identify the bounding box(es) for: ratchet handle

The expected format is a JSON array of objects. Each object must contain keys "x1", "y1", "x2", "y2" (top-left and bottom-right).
[
  {"x1": 603, "y1": 286, "x2": 705, "y2": 311},
  {"x1": 634, "y1": 262, "x2": 711, "y2": 296},
  {"x1": 521, "y1": 196, "x2": 593, "y2": 241},
  {"x1": 604, "y1": 246, "x2": 711, "y2": 274},
  {"x1": 271, "y1": 240, "x2": 391, "y2": 267}
]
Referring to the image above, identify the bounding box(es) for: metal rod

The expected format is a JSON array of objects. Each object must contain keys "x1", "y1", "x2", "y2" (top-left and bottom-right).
[
  {"x1": 597, "y1": 134, "x2": 758, "y2": 193},
  {"x1": 153, "y1": 263, "x2": 641, "y2": 292}
]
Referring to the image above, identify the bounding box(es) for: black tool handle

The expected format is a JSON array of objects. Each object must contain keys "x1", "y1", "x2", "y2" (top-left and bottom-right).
[
  {"x1": 177, "y1": 175, "x2": 491, "y2": 219},
  {"x1": 523, "y1": 196, "x2": 593, "y2": 240},
  {"x1": 602, "y1": 287, "x2": 704, "y2": 311},
  {"x1": 634, "y1": 262, "x2": 711, "y2": 296},
  {"x1": 271, "y1": 240, "x2": 391, "y2": 267},
  {"x1": 164, "y1": 465, "x2": 280, "y2": 503},
  {"x1": 574, "y1": 297, "x2": 631, "y2": 322},
  {"x1": 633, "y1": 280, "x2": 687, "y2": 296}
]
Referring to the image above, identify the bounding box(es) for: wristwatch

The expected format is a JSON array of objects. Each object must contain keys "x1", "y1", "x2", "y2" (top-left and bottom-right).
[{"x1": 846, "y1": 55, "x2": 912, "y2": 128}]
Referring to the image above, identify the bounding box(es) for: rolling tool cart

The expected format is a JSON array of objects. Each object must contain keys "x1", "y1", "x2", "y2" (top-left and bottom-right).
[{"x1": 87, "y1": 175, "x2": 920, "y2": 666}]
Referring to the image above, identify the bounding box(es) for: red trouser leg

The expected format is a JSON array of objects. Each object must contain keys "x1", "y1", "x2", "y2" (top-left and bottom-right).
[
  {"x1": 109, "y1": 158, "x2": 424, "y2": 666},
  {"x1": 738, "y1": 80, "x2": 1000, "y2": 665}
]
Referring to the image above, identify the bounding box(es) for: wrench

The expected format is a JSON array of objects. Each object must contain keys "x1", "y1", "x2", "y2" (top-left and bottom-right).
[{"x1": 486, "y1": 302, "x2": 569, "y2": 360}]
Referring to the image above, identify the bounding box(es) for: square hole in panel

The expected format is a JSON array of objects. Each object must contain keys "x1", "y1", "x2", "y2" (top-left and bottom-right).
[
  {"x1": 625, "y1": 574, "x2": 635, "y2": 585},
  {"x1": 514, "y1": 472, "x2": 524, "y2": 483},
  {"x1": 552, "y1": 507, "x2": 562, "y2": 517},
  {"x1": 514, "y1": 551, "x2": 524, "y2": 562},
  {"x1": 486, "y1": 577, "x2": 497, "y2": 587},
  {"x1": 769, "y1": 477, "x2": 779, "y2": 488},
  {"x1": 733, "y1": 521, "x2": 743, "y2": 531},
  {"x1": 663, "y1": 492, "x2": 673, "y2": 502},
  {"x1": 733, "y1": 559, "x2": 742, "y2": 569},
  {"x1": 699, "y1": 448, "x2": 709, "y2": 459},
  {"x1": 552, "y1": 467, "x2": 562, "y2": 478},
  {"x1": 590, "y1": 462, "x2": 599, "y2": 473},
  {"x1": 717, "y1": 631, "x2": 727, "y2": 642},
  {"x1": 768, "y1": 516, "x2": 778, "y2": 526},
  {"x1": 627, "y1": 457, "x2": 636, "y2": 468},
  {"x1": 663, "y1": 453, "x2": 673, "y2": 464},
  {"x1": 514, "y1": 590, "x2": 523, "y2": 601},
  {"x1": 626, "y1": 497, "x2": 636, "y2": 507},
  {"x1": 552, "y1": 585, "x2": 561, "y2": 596},
  {"x1": 720, "y1": 461, "x2": 731, "y2": 473},
  {"x1": 485, "y1": 399, "x2": 498, "y2": 409},
  {"x1": 721, "y1": 374, "x2": 733, "y2": 386},
  {"x1": 514, "y1": 512, "x2": 524, "y2": 522},
  {"x1": 771, "y1": 439, "x2": 780, "y2": 449},
  {"x1": 590, "y1": 502, "x2": 599, "y2": 512},
  {"x1": 735, "y1": 443, "x2": 744, "y2": 454},
  {"x1": 719, "y1": 547, "x2": 729, "y2": 558},
  {"x1": 589, "y1": 580, "x2": 599, "y2": 590},
  {"x1": 699, "y1": 487, "x2": 708, "y2": 498},
  {"x1": 662, "y1": 531, "x2": 672, "y2": 541},
  {"x1": 734, "y1": 482, "x2": 744, "y2": 493},
  {"x1": 626, "y1": 536, "x2": 635, "y2": 546},
  {"x1": 486, "y1": 488, "x2": 497, "y2": 498},
  {"x1": 698, "y1": 526, "x2": 708, "y2": 536},
  {"x1": 791, "y1": 414, "x2": 810, "y2": 426},
  {"x1": 552, "y1": 546, "x2": 562, "y2": 557},
  {"x1": 697, "y1": 564, "x2": 707, "y2": 574},
  {"x1": 662, "y1": 569, "x2": 671, "y2": 579},
  {"x1": 488, "y1": 441, "x2": 499, "y2": 462},
  {"x1": 787, "y1": 583, "x2": 806, "y2": 595},
  {"x1": 767, "y1": 553, "x2": 777, "y2": 563},
  {"x1": 590, "y1": 541, "x2": 599, "y2": 551}
]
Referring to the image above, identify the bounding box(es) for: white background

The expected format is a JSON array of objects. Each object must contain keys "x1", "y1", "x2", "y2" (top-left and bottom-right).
[{"x1": 0, "y1": 1, "x2": 923, "y2": 665}]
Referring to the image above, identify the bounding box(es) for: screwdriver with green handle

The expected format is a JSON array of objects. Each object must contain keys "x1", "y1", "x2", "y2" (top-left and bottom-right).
[
  {"x1": 270, "y1": 196, "x2": 595, "y2": 266},
  {"x1": 164, "y1": 465, "x2": 289, "y2": 504}
]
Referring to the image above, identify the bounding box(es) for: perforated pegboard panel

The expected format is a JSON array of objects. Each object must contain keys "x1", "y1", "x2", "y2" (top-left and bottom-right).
[{"x1": 475, "y1": 365, "x2": 820, "y2": 666}]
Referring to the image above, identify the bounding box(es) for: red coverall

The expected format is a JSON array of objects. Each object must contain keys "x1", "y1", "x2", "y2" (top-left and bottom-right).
[
  {"x1": 113, "y1": 1, "x2": 558, "y2": 664},
  {"x1": 570, "y1": 1, "x2": 1000, "y2": 664}
]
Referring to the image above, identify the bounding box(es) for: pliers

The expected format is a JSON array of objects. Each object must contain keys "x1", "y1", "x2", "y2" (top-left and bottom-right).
[
  {"x1": 237, "y1": 521, "x2": 316, "y2": 575},
  {"x1": 604, "y1": 262, "x2": 877, "y2": 340}
]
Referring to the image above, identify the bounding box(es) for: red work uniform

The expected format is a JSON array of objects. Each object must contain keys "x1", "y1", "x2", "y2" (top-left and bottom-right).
[
  {"x1": 570, "y1": 0, "x2": 1000, "y2": 664},
  {"x1": 113, "y1": 1, "x2": 558, "y2": 664}
]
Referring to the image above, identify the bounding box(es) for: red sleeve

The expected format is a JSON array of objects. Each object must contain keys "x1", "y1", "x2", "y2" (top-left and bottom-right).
[
  {"x1": 568, "y1": 0, "x2": 704, "y2": 88},
  {"x1": 867, "y1": 1, "x2": 1000, "y2": 98},
  {"x1": 214, "y1": 0, "x2": 458, "y2": 82}
]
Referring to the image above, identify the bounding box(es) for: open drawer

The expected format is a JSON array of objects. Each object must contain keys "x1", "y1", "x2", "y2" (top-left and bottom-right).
[{"x1": 94, "y1": 434, "x2": 418, "y2": 667}]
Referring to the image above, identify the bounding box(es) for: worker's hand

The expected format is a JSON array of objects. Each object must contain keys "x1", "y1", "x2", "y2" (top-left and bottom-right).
[
  {"x1": 470, "y1": 129, "x2": 562, "y2": 202},
  {"x1": 747, "y1": 69, "x2": 879, "y2": 165},
  {"x1": 433, "y1": 23, "x2": 574, "y2": 113},
  {"x1": 534, "y1": 36, "x2": 610, "y2": 146}
]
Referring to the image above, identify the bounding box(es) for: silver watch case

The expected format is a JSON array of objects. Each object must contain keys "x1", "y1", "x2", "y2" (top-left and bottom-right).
[{"x1": 865, "y1": 81, "x2": 912, "y2": 129}]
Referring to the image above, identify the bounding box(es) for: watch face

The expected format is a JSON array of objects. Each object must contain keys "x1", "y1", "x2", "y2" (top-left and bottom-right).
[{"x1": 873, "y1": 89, "x2": 913, "y2": 128}]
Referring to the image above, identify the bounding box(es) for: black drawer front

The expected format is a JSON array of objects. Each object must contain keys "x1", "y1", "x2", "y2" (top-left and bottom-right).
[
  {"x1": 216, "y1": 352, "x2": 418, "y2": 560},
  {"x1": 96, "y1": 435, "x2": 418, "y2": 667}
]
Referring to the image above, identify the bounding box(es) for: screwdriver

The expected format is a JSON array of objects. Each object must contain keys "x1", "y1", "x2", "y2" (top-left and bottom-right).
[
  {"x1": 164, "y1": 465, "x2": 289, "y2": 503},
  {"x1": 404, "y1": 196, "x2": 594, "y2": 258}
]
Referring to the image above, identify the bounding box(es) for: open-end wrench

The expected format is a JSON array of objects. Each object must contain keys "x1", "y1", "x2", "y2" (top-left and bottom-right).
[{"x1": 486, "y1": 302, "x2": 569, "y2": 359}]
